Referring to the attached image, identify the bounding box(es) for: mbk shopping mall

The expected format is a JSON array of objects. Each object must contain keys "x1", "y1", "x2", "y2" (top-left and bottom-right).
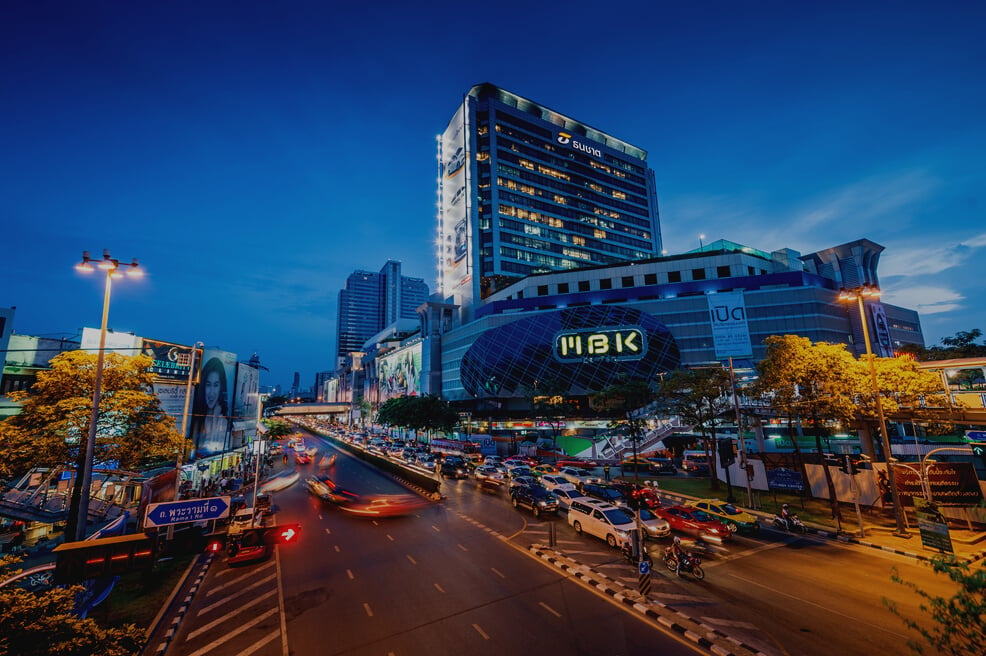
[{"x1": 330, "y1": 83, "x2": 924, "y2": 419}]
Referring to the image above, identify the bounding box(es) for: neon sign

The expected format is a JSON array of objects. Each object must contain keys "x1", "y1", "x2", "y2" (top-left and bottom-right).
[{"x1": 553, "y1": 327, "x2": 646, "y2": 362}]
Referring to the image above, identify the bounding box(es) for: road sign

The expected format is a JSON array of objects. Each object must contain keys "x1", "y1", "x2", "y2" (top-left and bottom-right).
[
  {"x1": 638, "y1": 560, "x2": 651, "y2": 576},
  {"x1": 144, "y1": 496, "x2": 231, "y2": 528}
]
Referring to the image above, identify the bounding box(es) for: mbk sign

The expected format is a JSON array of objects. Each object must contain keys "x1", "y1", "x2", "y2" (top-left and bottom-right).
[{"x1": 708, "y1": 292, "x2": 753, "y2": 359}]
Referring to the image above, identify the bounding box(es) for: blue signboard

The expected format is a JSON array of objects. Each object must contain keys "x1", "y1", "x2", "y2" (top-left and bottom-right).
[
  {"x1": 966, "y1": 430, "x2": 986, "y2": 442},
  {"x1": 767, "y1": 467, "x2": 804, "y2": 492},
  {"x1": 144, "y1": 496, "x2": 231, "y2": 528}
]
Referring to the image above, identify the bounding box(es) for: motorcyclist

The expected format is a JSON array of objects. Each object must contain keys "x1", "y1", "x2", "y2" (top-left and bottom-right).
[
  {"x1": 671, "y1": 535, "x2": 685, "y2": 576},
  {"x1": 780, "y1": 503, "x2": 792, "y2": 531}
]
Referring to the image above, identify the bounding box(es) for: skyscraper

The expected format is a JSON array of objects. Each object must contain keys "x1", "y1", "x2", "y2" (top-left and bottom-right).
[
  {"x1": 335, "y1": 260, "x2": 429, "y2": 364},
  {"x1": 437, "y1": 83, "x2": 663, "y2": 321}
]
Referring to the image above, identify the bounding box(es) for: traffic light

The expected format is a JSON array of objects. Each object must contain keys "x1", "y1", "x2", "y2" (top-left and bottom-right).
[
  {"x1": 718, "y1": 439, "x2": 736, "y2": 468},
  {"x1": 261, "y1": 523, "x2": 302, "y2": 545},
  {"x1": 972, "y1": 444, "x2": 986, "y2": 468},
  {"x1": 54, "y1": 534, "x2": 156, "y2": 584}
]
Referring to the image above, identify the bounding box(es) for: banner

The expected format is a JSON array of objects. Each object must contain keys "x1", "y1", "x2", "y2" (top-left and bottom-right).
[
  {"x1": 232, "y1": 363, "x2": 261, "y2": 447},
  {"x1": 439, "y1": 102, "x2": 473, "y2": 308},
  {"x1": 708, "y1": 292, "x2": 753, "y2": 359},
  {"x1": 377, "y1": 343, "x2": 423, "y2": 402},
  {"x1": 892, "y1": 461, "x2": 983, "y2": 506},
  {"x1": 141, "y1": 338, "x2": 197, "y2": 381},
  {"x1": 189, "y1": 348, "x2": 237, "y2": 460}
]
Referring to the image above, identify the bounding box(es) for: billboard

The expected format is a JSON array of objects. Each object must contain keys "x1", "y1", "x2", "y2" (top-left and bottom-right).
[
  {"x1": 152, "y1": 382, "x2": 193, "y2": 436},
  {"x1": 377, "y1": 342, "x2": 422, "y2": 402},
  {"x1": 439, "y1": 102, "x2": 473, "y2": 309},
  {"x1": 231, "y1": 363, "x2": 260, "y2": 448},
  {"x1": 189, "y1": 348, "x2": 237, "y2": 460},
  {"x1": 708, "y1": 292, "x2": 753, "y2": 359},
  {"x1": 141, "y1": 338, "x2": 198, "y2": 381},
  {"x1": 81, "y1": 327, "x2": 140, "y2": 356}
]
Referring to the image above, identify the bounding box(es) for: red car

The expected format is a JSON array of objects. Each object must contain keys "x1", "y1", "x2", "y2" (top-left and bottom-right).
[
  {"x1": 556, "y1": 459, "x2": 597, "y2": 470},
  {"x1": 295, "y1": 452, "x2": 312, "y2": 464},
  {"x1": 653, "y1": 505, "x2": 732, "y2": 542}
]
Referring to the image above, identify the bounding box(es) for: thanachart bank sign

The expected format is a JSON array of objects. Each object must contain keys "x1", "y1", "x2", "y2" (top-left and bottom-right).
[{"x1": 556, "y1": 132, "x2": 602, "y2": 158}]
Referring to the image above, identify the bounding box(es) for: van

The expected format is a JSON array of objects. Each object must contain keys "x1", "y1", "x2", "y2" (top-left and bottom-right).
[
  {"x1": 567, "y1": 499, "x2": 635, "y2": 548},
  {"x1": 681, "y1": 450, "x2": 710, "y2": 475}
]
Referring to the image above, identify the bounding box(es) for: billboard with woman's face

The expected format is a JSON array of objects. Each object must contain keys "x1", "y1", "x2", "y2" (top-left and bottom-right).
[{"x1": 189, "y1": 348, "x2": 236, "y2": 460}]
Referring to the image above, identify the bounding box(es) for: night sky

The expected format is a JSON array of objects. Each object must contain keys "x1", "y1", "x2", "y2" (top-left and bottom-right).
[{"x1": 3, "y1": 1, "x2": 984, "y2": 391}]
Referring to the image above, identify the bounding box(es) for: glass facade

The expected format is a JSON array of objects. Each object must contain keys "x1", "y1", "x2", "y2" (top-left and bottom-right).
[{"x1": 459, "y1": 305, "x2": 679, "y2": 399}]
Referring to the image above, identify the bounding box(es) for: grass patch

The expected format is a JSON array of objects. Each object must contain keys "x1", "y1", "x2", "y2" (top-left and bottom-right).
[{"x1": 96, "y1": 553, "x2": 196, "y2": 630}]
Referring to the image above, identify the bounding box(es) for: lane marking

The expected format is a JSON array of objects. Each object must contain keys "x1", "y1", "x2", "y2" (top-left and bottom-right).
[
  {"x1": 539, "y1": 601, "x2": 562, "y2": 618},
  {"x1": 406, "y1": 554, "x2": 417, "y2": 565},
  {"x1": 235, "y1": 628, "x2": 279, "y2": 656},
  {"x1": 432, "y1": 525, "x2": 441, "y2": 532},
  {"x1": 277, "y1": 540, "x2": 289, "y2": 656},
  {"x1": 206, "y1": 561, "x2": 275, "y2": 595},
  {"x1": 363, "y1": 602, "x2": 374, "y2": 617},
  {"x1": 472, "y1": 623, "x2": 490, "y2": 639},
  {"x1": 334, "y1": 545, "x2": 341, "y2": 552},
  {"x1": 490, "y1": 567, "x2": 505, "y2": 579},
  {"x1": 188, "y1": 590, "x2": 277, "y2": 640},
  {"x1": 324, "y1": 528, "x2": 331, "y2": 535},
  {"x1": 198, "y1": 573, "x2": 277, "y2": 615},
  {"x1": 372, "y1": 520, "x2": 379, "y2": 526},
  {"x1": 387, "y1": 534, "x2": 395, "y2": 542},
  {"x1": 187, "y1": 607, "x2": 278, "y2": 656},
  {"x1": 434, "y1": 583, "x2": 446, "y2": 593},
  {"x1": 347, "y1": 569, "x2": 354, "y2": 580},
  {"x1": 457, "y1": 543, "x2": 468, "y2": 552}
]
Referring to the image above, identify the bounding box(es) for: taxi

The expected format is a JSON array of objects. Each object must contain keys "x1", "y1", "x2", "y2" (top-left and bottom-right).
[{"x1": 686, "y1": 499, "x2": 760, "y2": 534}]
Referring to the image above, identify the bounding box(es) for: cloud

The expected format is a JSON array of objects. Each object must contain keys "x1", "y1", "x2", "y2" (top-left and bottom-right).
[
  {"x1": 880, "y1": 231, "x2": 986, "y2": 278},
  {"x1": 880, "y1": 284, "x2": 964, "y2": 315}
]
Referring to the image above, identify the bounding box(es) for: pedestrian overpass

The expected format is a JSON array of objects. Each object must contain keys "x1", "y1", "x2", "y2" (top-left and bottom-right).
[{"x1": 273, "y1": 403, "x2": 350, "y2": 416}]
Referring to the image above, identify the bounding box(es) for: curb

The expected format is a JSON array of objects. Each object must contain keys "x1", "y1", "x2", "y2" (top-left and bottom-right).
[
  {"x1": 152, "y1": 553, "x2": 213, "y2": 655},
  {"x1": 530, "y1": 545, "x2": 766, "y2": 656}
]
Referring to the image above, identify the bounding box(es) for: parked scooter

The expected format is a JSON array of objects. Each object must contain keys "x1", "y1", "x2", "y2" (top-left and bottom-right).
[
  {"x1": 772, "y1": 513, "x2": 807, "y2": 534},
  {"x1": 663, "y1": 546, "x2": 704, "y2": 580}
]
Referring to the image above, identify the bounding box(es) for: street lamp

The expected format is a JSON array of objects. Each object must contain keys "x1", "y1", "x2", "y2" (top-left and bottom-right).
[
  {"x1": 174, "y1": 341, "x2": 204, "y2": 501},
  {"x1": 66, "y1": 250, "x2": 143, "y2": 543},
  {"x1": 838, "y1": 284, "x2": 909, "y2": 538}
]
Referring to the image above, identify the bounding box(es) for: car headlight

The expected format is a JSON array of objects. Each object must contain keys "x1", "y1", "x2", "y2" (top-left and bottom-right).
[{"x1": 538, "y1": 501, "x2": 546, "y2": 506}]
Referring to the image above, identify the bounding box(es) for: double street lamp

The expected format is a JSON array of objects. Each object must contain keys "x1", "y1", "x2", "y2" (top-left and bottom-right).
[
  {"x1": 838, "y1": 284, "x2": 909, "y2": 538},
  {"x1": 66, "y1": 250, "x2": 143, "y2": 543}
]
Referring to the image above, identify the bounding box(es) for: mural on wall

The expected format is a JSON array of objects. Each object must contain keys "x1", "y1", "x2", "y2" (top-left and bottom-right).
[{"x1": 377, "y1": 343, "x2": 422, "y2": 401}]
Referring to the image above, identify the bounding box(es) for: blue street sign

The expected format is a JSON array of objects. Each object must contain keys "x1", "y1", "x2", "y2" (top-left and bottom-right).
[
  {"x1": 767, "y1": 467, "x2": 805, "y2": 492},
  {"x1": 144, "y1": 496, "x2": 231, "y2": 528},
  {"x1": 638, "y1": 560, "x2": 651, "y2": 575}
]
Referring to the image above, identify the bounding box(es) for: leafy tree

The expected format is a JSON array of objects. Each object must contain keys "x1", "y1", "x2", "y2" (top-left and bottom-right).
[
  {"x1": 655, "y1": 367, "x2": 732, "y2": 490},
  {"x1": 590, "y1": 376, "x2": 654, "y2": 470},
  {"x1": 754, "y1": 336, "x2": 866, "y2": 525},
  {"x1": 0, "y1": 351, "x2": 183, "y2": 478},
  {"x1": 898, "y1": 329, "x2": 986, "y2": 361},
  {"x1": 884, "y1": 555, "x2": 985, "y2": 655},
  {"x1": 377, "y1": 395, "x2": 458, "y2": 438},
  {"x1": 526, "y1": 377, "x2": 570, "y2": 459},
  {"x1": 262, "y1": 418, "x2": 293, "y2": 440},
  {"x1": 0, "y1": 555, "x2": 144, "y2": 656}
]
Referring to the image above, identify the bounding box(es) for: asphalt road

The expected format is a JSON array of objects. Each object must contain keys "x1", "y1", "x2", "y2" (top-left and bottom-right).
[{"x1": 167, "y1": 431, "x2": 701, "y2": 656}]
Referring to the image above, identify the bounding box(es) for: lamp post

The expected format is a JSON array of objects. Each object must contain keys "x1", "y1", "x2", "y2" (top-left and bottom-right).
[
  {"x1": 66, "y1": 250, "x2": 143, "y2": 543},
  {"x1": 838, "y1": 284, "x2": 909, "y2": 538},
  {"x1": 174, "y1": 342, "x2": 204, "y2": 501}
]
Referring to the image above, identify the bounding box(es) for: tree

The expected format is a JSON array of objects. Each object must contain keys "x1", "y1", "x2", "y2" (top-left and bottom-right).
[
  {"x1": 0, "y1": 555, "x2": 144, "y2": 656},
  {"x1": 527, "y1": 377, "x2": 570, "y2": 460},
  {"x1": 655, "y1": 368, "x2": 732, "y2": 490},
  {"x1": 755, "y1": 336, "x2": 866, "y2": 527},
  {"x1": 0, "y1": 351, "x2": 183, "y2": 479},
  {"x1": 261, "y1": 418, "x2": 293, "y2": 440},
  {"x1": 884, "y1": 555, "x2": 985, "y2": 655},
  {"x1": 898, "y1": 329, "x2": 986, "y2": 361},
  {"x1": 377, "y1": 395, "x2": 458, "y2": 439}
]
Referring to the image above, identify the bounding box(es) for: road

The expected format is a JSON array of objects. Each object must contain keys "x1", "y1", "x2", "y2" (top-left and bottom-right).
[{"x1": 168, "y1": 430, "x2": 699, "y2": 656}]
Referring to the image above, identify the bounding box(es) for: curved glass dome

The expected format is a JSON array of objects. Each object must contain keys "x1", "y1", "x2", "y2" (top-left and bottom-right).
[{"x1": 460, "y1": 305, "x2": 680, "y2": 398}]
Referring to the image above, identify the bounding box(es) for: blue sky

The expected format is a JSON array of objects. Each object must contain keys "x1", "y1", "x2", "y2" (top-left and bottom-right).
[{"x1": 3, "y1": 1, "x2": 984, "y2": 391}]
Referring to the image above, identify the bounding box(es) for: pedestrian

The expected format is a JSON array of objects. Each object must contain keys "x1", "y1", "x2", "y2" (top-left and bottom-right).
[{"x1": 283, "y1": 453, "x2": 288, "y2": 465}]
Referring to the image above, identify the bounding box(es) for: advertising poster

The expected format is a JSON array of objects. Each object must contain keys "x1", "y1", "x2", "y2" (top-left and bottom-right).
[
  {"x1": 868, "y1": 303, "x2": 895, "y2": 357},
  {"x1": 141, "y1": 338, "x2": 197, "y2": 381},
  {"x1": 152, "y1": 382, "x2": 193, "y2": 436},
  {"x1": 231, "y1": 363, "x2": 260, "y2": 448},
  {"x1": 892, "y1": 461, "x2": 984, "y2": 506},
  {"x1": 81, "y1": 327, "x2": 141, "y2": 356},
  {"x1": 189, "y1": 348, "x2": 237, "y2": 460},
  {"x1": 377, "y1": 343, "x2": 422, "y2": 401},
  {"x1": 708, "y1": 292, "x2": 753, "y2": 359},
  {"x1": 439, "y1": 102, "x2": 473, "y2": 307}
]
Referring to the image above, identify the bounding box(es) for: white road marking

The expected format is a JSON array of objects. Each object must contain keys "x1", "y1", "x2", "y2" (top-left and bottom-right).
[
  {"x1": 187, "y1": 607, "x2": 278, "y2": 656},
  {"x1": 432, "y1": 525, "x2": 441, "y2": 532},
  {"x1": 334, "y1": 545, "x2": 341, "y2": 552},
  {"x1": 234, "y1": 628, "x2": 279, "y2": 656},
  {"x1": 472, "y1": 623, "x2": 490, "y2": 639},
  {"x1": 324, "y1": 527, "x2": 331, "y2": 535},
  {"x1": 207, "y1": 562, "x2": 275, "y2": 596},
  {"x1": 491, "y1": 567, "x2": 505, "y2": 579},
  {"x1": 457, "y1": 543, "x2": 468, "y2": 551},
  {"x1": 434, "y1": 583, "x2": 446, "y2": 593},
  {"x1": 539, "y1": 601, "x2": 562, "y2": 618},
  {"x1": 198, "y1": 573, "x2": 276, "y2": 615},
  {"x1": 347, "y1": 569, "x2": 354, "y2": 580},
  {"x1": 406, "y1": 554, "x2": 417, "y2": 565},
  {"x1": 363, "y1": 602, "x2": 374, "y2": 617},
  {"x1": 387, "y1": 534, "x2": 395, "y2": 541},
  {"x1": 188, "y1": 590, "x2": 277, "y2": 640}
]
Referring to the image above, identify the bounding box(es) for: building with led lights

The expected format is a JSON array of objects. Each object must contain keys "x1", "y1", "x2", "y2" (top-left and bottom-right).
[{"x1": 436, "y1": 83, "x2": 663, "y2": 323}]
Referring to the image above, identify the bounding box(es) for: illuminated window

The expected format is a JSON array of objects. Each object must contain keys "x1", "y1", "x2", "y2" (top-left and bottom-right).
[
  {"x1": 548, "y1": 217, "x2": 564, "y2": 228},
  {"x1": 589, "y1": 183, "x2": 603, "y2": 193},
  {"x1": 553, "y1": 194, "x2": 567, "y2": 205},
  {"x1": 519, "y1": 159, "x2": 535, "y2": 171},
  {"x1": 613, "y1": 190, "x2": 627, "y2": 200},
  {"x1": 478, "y1": 126, "x2": 489, "y2": 136},
  {"x1": 572, "y1": 235, "x2": 586, "y2": 246},
  {"x1": 593, "y1": 229, "x2": 606, "y2": 239},
  {"x1": 477, "y1": 152, "x2": 489, "y2": 162}
]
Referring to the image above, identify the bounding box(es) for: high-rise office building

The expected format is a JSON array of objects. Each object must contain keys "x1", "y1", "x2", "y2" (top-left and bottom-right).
[
  {"x1": 437, "y1": 83, "x2": 663, "y2": 321},
  {"x1": 336, "y1": 260, "x2": 429, "y2": 364}
]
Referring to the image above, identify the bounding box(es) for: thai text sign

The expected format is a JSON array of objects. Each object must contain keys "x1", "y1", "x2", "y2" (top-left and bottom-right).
[
  {"x1": 892, "y1": 462, "x2": 983, "y2": 506},
  {"x1": 144, "y1": 496, "x2": 231, "y2": 528},
  {"x1": 708, "y1": 292, "x2": 753, "y2": 358},
  {"x1": 913, "y1": 498, "x2": 953, "y2": 553}
]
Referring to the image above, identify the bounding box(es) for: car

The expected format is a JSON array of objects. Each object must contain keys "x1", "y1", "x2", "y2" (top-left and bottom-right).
[
  {"x1": 558, "y1": 466, "x2": 590, "y2": 486},
  {"x1": 483, "y1": 456, "x2": 503, "y2": 467},
  {"x1": 538, "y1": 474, "x2": 572, "y2": 491},
  {"x1": 510, "y1": 484, "x2": 559, "y2": 517},
  {"x1": 621, "y1": 457, "x2": 652, "y2": 473},
  {"x1": 580, "y1": 482, "x2": 627, "y2": 507},
  {"x1": 505, "y1": 465, "x2": 533, "y2": 479},
  {"x1": 294, "y1": 451, "x2": 312, "y2": 465},
  {"x1": 612, "y1": 481, "x2": 661, "y2": 509},
  {"x1": 401, "y1": 448, "x2": 418, "y2": 462},
  {"x1": 621, "y1": 506, "x2": 672, "y2": 539},
  {"x1": 567, "y1": 499, "x2": 636, "y2": 548},
  {"x1": 551, "y1": 487, "x2": 590, "y2": 511},
  {"x1": 340, "y1": 494, "x2": 430, "y2": 518},
  {"x1": 681, "y1": 454, "x2": 710, "y2": 475},
  {"x1": 530, "y1": 464, "x2": 560, "y2": 478},
  {"x1": 556, "y1": 459, "x2": 597, "y2": 470},
  {"x1": 227, "y1": 507, "x2": 264, "y2": 536},
  {"x1": 687, "y1": 499, "x2": 761, "y2": 534},
  {"x1": 304, "y1": 475, "x2": 358, "y2": 505},
  {"x1": 440, "y1": 456, "x2": 468, "y2": 479},
  {"x1": 646, "y1": 457, "x2": 677, "y2": 475},
  {"x1": 653, "y1": 505, "x2": 732, "y2": 542},
  {"x1": 474, "y1": 465, "x2": 504, "y2": 484},
  {"x1": 226, "y1": 529, "x2": 272, "y2": 565},
  {"x1": 508, "y1": 475, "x2": 538, "y2": 489}
]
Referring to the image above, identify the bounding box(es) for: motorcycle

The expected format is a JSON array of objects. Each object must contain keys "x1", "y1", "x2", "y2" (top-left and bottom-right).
[
  {"x1": 772, "y1": 513, "x2": 807, "y2": 534},
  {"x1": 663, "y1": 546, "x2": 704, "y2": 580}
]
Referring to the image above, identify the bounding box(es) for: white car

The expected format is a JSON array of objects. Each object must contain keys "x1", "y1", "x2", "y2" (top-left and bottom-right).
[
  {"x1": 552, "y1": 487, "x2": 590, "y2": 511},
  {"x1": 539, "y1": 475, "x2": 573, "y2": 491},
  {"x1": 567, "y1": 499, "x2": 635, "y2": 548},
  {"x1": 558, "y1": 467, "x2": 588, "y2": 486}
]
